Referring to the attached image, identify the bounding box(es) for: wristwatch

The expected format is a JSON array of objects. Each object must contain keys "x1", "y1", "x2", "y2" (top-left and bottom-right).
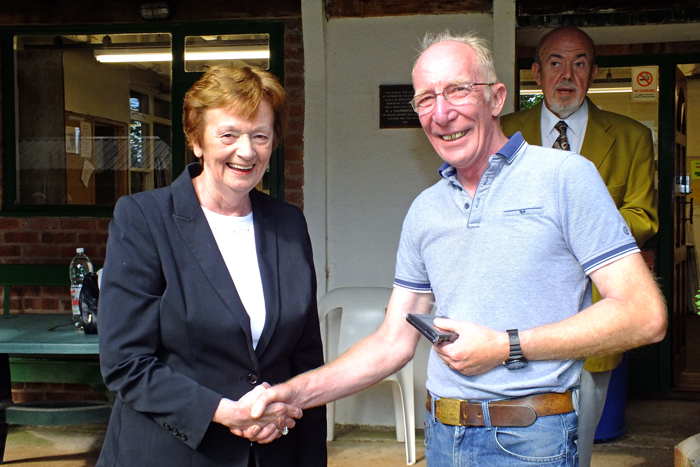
[{"x1": 503, "y1": 329, "x2": 528, "y2": 370}]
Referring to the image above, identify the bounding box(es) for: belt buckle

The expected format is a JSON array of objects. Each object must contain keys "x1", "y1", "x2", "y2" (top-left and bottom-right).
[{"x1": 438, "y1": 398, "x2": 461, "y2": 425}]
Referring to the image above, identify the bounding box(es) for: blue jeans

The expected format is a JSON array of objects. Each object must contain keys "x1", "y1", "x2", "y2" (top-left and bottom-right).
[{"x1": 424, "y1": 402, "x2": 578, "y2": 466}]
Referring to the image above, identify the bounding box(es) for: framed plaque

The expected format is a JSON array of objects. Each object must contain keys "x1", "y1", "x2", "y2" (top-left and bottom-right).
[{"x1": 379, "y1": 84, "x2": 421, "y2": 129}]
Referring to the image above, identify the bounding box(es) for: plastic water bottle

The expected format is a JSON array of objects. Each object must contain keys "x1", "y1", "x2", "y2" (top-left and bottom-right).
[{"x1": 70, "y1": 248, "x2": 94, "y2": 328}]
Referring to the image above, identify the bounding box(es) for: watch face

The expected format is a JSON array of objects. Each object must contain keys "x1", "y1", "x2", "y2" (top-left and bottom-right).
[{"x1": 504, "y1": 359, "x2": 528, "y2": 370}]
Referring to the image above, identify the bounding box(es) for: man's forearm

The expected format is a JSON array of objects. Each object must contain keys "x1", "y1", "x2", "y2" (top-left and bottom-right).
[
  {"x1": 519, "y1": 254, "x2": 666, "y2": 361},
  {"x1": 285, "y1": 328, "x2": 419, "y2": 410}
]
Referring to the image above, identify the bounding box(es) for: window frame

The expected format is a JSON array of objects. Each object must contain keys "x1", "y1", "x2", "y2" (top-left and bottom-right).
[{"x1": 1, "y1": 21, "x2": 285, "y2": 216}]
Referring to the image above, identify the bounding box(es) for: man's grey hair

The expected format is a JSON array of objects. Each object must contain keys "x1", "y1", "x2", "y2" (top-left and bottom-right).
[{"x1": 412, "y1": 30, "x2": 499, "y2": 85}]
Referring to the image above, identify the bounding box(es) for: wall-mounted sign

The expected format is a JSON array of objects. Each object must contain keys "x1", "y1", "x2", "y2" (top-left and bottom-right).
[
  {"x1": 632, "y1": 66, "x2": 658, "y2": 102},
  {"x1": 379, "y1": 84, "x2": 421, "y2": 129},
  {"x1": 691, "y1": 160, "x2": 700, "y2": 180}
]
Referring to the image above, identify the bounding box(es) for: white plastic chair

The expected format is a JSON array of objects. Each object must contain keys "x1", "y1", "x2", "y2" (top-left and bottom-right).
[{"x1": 318, "y1": 287, "x2": 416, "y2": 465}]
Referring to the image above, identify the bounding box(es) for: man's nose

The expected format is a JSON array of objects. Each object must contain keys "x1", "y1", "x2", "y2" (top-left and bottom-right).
[
  {"x1": 561, "y1": 65, "x2": 574, "y2": 80},
  {"x1": 431, "y1": 93, "x2": 455, "y2": 124}
]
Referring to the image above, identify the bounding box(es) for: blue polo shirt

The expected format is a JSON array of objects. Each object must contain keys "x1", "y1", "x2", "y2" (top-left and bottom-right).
[{"x1": 394, "y1": 132, "x2": 638, "y2": 400}]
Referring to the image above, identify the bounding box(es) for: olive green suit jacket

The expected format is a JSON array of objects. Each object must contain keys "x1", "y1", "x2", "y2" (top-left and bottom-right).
[{"x1": 500, "y1": 97, "x2": 659, "y2": 371}]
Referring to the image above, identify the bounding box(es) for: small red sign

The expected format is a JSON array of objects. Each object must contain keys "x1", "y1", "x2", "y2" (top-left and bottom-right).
[{"x1": 637, "y1": 71, "x2": 653, "y2": 88}]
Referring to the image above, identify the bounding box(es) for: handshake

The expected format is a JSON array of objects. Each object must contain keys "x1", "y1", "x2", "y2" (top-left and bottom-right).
[{"x1": 212, "y1": 381, "x2": 300, "y2": 444}]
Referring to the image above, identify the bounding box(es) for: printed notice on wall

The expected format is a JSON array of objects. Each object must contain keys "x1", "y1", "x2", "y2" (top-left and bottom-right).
[
  {"x1": 691, "y1": 160, "x2": 700, "y2": 180},
  {"x1": 81, "y1": 160, "x2": 95, "y2": 188},
  {"x1": 65, "y1": 126, "x2": 79, "y2": 154},
  {"x1": 380, "y1": 84, "x2": 421, "y2": 129},
  {"x1": 80, "y1": 121, "x2": 93, "y2": 158}
]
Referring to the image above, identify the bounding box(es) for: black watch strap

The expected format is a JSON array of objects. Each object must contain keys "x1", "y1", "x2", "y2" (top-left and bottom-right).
[
  {"x1": 507, "y1": 329, "x2": 522, "y2": 357},
  {"x1": 503, "y1": 329, "x2": 528, "y2": 370}
]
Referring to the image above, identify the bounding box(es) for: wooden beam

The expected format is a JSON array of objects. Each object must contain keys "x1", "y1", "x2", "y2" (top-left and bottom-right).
[
  {"x1": 0, "y1": 0, "x2": 301, "y2": 25},
  {"x1": 326, "y1": 0, "x2": 491, "y2": 18},
  {"x1": 517, "y1": 0, "x2": 698, "y2": 16}
]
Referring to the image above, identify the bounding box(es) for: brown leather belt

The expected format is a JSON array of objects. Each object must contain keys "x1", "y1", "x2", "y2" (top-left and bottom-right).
[{"x1": 426, "y1": 390, "x2": 574, "y2": 427}]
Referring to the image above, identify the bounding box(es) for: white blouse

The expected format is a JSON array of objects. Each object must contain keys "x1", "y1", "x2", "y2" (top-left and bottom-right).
[{"x1": 202, "y1": 206, "x2": 266, "y2": 349}]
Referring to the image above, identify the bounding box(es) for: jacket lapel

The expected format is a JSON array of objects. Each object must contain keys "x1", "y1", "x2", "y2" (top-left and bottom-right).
[
  {"x1": 518, "y1": 102, "x2": 544, "y2": 146},
  {"x1": 579, "y1": 97, "x2": 615, "y2": 169},
  {"x1": 171, "y1": 164, "x2": 258, "y2": 362},
  {"x1": 249, "y1": 189, "x2": 280, "y2": 357}
]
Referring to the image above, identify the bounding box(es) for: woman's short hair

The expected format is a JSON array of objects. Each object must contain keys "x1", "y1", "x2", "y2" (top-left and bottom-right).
[{"x1": 183, "y1": 66, "x2": 287, "y2": 151}]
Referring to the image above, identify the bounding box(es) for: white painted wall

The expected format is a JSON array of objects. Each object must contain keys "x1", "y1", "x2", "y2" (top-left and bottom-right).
[{"x1": 302, "y1": 7, "x2": 499, "y2": 427}]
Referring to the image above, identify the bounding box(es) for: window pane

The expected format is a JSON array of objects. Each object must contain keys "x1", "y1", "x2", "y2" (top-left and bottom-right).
[
  {"x1": 130, "y1": 120, "x2": 146, "y2": 169},
  {"x1": 130, "y1": 90, "x2": 150, "y2": 114},
  {"x1": 154, "y1": 97, "x2": 170, "y2": 119},
  {"x1": 14, "y1": 33, "x2": 172, "y2": 205},
  {"x1": 184, "y1": 34, "x2": 270, "y2": 72}
]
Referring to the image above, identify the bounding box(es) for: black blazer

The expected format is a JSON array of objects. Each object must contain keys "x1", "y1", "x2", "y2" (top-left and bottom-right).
[{"x1": 97, "y1": 164, "x2": 326, "y2": 467}]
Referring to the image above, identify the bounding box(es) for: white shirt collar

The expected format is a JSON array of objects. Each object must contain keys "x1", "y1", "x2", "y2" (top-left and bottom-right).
[{"x1": 540, "y1": 99, "x2": 589, "y2": 153}]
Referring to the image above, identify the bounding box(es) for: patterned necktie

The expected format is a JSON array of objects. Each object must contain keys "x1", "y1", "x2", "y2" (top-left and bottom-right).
[{"x1": 552, "y1": 120, "x2": 570, "y2": 151}]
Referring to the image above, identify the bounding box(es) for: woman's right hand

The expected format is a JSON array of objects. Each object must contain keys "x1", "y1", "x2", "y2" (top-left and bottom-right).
[{"x1": 212, "y1": 384, "x2": 302, "y2": 443}]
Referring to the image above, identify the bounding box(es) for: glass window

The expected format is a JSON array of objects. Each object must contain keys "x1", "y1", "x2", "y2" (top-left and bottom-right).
[
  {"x1": 184, "y1": 33, "x2": 270, "y2": 72},
  {"x1": 14, "y1": 33, "x2": 172, "y2": 205},
  {"x1": 154, "y1": 97, "x2": 171, "y2": 119},
  {"x1": 8, "y1": 24, "x2": 282, "y2": 210},
  {"x1": 129, "y1": 86, "x2": 172, "y2": 194},
  {"x1": 130, "y1": 90, "x2": 151, "y2": 114}
]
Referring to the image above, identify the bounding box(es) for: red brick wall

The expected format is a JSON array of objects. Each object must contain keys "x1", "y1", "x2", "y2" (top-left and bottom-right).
[
  {"x1": 12, "y1": 382, "x2": 108, "y2": 404},
  {"x1": 283, "y1": 17, "x2": 305, "y2": 209},
  {"x1": 0, "y1": 217, "x2": 109, "y2": 314}
]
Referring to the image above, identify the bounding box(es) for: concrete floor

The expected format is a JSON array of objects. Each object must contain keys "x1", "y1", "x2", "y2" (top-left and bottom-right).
[{"x1": 2, "y1": 397, "x2": 699, "y2": 466}]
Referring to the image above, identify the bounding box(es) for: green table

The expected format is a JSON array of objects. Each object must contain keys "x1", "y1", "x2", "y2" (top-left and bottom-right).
[
  {"x1": 0, "y1": 314, "x2": 111, "y2": 464},
  {"x1": 0, "y1": 314, "x2": 99, "y2": 354}
]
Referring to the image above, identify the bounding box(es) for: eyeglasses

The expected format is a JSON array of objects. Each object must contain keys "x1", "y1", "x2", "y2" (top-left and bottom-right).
[{"x1": 410, "y1": 82, "x2": 497, "y2": 114}]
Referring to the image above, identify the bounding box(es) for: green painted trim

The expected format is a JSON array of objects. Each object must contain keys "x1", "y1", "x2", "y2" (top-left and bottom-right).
[
  {"x1": 3, "y1": 286, "x2": 9, "y2": 316},
  {"x1": 517, "y1": 52, "x2": 700, "y2": 73},
  {"x1": 9, "y1": 357, "x2": 102, "y2": 385},
  {"x1": 0, "y1": 264, "x2": 68, "y2": 287},
  {"x1": 1, "y1": 31, "x2": 18, "y2": 213}
]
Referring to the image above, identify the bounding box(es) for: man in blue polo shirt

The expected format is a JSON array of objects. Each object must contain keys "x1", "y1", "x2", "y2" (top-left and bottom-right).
[{"x1": 251, "y1": 30, "x2": 666, "y2": 466}]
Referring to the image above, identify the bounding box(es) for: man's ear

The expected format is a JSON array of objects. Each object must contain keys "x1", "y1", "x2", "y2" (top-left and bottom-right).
[
  {"x1": 491, "y1": 83, "x2": 508, "y2": 117},
  {"x1": 532, "y1": 62, "x2": 542, "y2": 86}
]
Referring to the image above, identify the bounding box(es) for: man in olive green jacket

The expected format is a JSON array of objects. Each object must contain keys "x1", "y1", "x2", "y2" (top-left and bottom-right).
[{"x1": 500, "y1": 26, "x2": 658, "y2": 467}]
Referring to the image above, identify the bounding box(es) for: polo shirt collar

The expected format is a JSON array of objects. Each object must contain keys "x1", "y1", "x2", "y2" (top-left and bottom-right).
[
  {"x1": 438, "y1": 132, "x2": 526, "y2": 180},
  {"x1": 496, "y1": 131, "x2": 525, "y2": 162}
]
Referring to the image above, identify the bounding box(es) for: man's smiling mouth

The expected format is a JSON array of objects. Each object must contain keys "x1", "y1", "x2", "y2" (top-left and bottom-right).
[{"x1": 441, "y1": 130, "x2": 467, "y2": 141}]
